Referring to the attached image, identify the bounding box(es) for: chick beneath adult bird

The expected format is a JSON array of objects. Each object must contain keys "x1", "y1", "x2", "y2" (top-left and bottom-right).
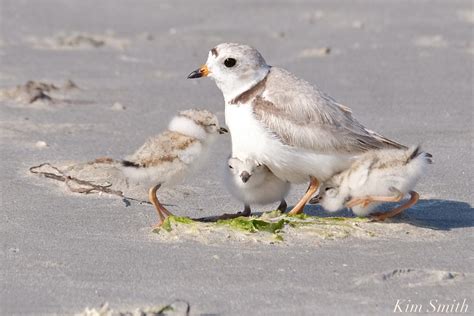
[
  {"x1": 224, "y1": 157, "x2": 290, "y2": 217},
  {"x1": 310, "y1": 146, "x2": 432, "y2": 221},
  {"x1": 121, "y1": 109, "x2": 227, "y2": 227},
  {"x1": 188, "y1": 43, "x2": 405, "y2": 215}
]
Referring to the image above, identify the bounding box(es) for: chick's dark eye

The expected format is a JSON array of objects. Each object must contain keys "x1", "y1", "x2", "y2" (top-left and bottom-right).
[
  {"x1": 325, "y1": 187, "x2": 332, "y2": 191},
  {"x1": 228, "y1": 165, "x2": 233, "y2": 169},
  {"x1": 224, "y1": 58, "x2": 237, "y2": 68}
]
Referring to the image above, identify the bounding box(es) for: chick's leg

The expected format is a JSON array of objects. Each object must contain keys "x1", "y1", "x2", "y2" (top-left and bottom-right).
[
  {"x1": 277, "y1": 200, "x2": 287, "y2": 212},
  {"x1": 371, "y1": 191, "x2": 419, "y2": 221},
  {"x1": 288, "y1": 177, "x2": 320, "y2": 215},
  {"x1": 241, "y1": 204, "x2": 252, "y2": 217},
  {"x1": 149, "y1": 184, "x2": 173, "y2": 228},
  {"x1": 346, "y1": 188, "x2": 406, "y2": 208}
]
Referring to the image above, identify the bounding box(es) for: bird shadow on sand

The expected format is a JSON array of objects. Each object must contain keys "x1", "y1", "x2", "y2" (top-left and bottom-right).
[{"x1": 303, "y1": 199, "x2": 473, "y2": 231}]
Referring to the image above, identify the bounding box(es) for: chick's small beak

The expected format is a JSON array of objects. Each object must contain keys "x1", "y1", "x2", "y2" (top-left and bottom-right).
[
  {"x1": 240, "y1": 171, "x2": 251, "y2": 183},
  {"x1": 309, "y1": 195, "x2": 321, "y2": 204},
  {"x1": 218, "y1": 127, "x2": 228, "y2": 134},
  {"x1": 187, "y1": 65, "x2": 209, "y2": 79}
]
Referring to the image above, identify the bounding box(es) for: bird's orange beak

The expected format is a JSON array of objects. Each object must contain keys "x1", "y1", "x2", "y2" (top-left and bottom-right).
[{"x1": 187, "y1": 65, "x2": 210, "y2": 79}]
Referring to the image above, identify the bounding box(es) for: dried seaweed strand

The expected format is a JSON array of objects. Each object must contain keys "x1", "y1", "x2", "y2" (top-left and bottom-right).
[
  {"x1": 29, "y1": 162, "x2": 155, "y2": 205},
  {"x1": 29, "y1": 162, "x2": 124, "y2": 196}
]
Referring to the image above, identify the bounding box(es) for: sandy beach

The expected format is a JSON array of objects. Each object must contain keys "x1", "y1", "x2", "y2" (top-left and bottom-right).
[{"x1": 1, "y1": 0, "x2": 473, "y2": 315}]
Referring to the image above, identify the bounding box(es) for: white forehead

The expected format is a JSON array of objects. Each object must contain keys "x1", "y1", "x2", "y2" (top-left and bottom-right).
[
  {"x1": 228, "y1": 157, "x2": 260, "y2": 171},
  {"x1": 207, "y1": 43, "x2": 267, "y2": 65}
]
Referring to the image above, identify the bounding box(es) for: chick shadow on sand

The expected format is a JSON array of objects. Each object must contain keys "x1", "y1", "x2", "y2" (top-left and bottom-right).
[{"x1": 302, "y1": 199, "x2": 474, "y2": 231}]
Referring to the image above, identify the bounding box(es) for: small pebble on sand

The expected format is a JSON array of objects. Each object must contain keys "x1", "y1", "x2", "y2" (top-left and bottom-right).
[
  {"x1": 111, "y1": 102, "x2": 126, "y2": 111},
  {"x1": 35, "y1": 141, "x2": 48, "y2": 148},
  {"x1": 299, "y1": 47, "x2": 331, "y2": 58}
]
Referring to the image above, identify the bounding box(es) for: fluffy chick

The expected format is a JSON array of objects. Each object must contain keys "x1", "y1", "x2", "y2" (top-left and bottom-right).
[
  {"x1": 224, "y1": 157, "x2": 290, "y2": 217},
  {"x1": 312, "y1": 146, "x2": 432, "y2": 220},
  {"x1": 122, "y1": 109, "x2": 227, "y2": 226}
]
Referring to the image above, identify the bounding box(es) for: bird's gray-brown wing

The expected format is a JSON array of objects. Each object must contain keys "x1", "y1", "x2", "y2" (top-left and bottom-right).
[
  {"x1": 250, "y1": 67, "x2": 405, "y2": 154},
  {"x1": 124, "y1": 131, "x2": 198, "y2": 167}
]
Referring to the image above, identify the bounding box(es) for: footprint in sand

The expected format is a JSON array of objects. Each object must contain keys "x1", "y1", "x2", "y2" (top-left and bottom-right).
[
  {"x1": 457, "y1": 10, "x2": 474, "y2": 24},
  {"x1": 355, "y1": 268, "x2": 467, "y2": 288},
  {"x1": 413, "y1": 35, "x2": 448, "y2": 48},
  {"x1": 26, "y1": 32, "x2": 130, "y2": 50},
  {"x1": 0, "y1": 79, "x2": 90, "y2": 108}
]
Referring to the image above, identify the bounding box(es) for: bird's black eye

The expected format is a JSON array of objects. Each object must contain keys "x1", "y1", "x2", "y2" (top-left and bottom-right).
[
  {"x1": 228, "y1": 165, "x2": 233, "y2": 169},
  {"x1": 325, "y1": 187, "x2": 332, "y2": 191},
  {"x1": 224, "y1": 58, "x2": 237, "y2": 68}
]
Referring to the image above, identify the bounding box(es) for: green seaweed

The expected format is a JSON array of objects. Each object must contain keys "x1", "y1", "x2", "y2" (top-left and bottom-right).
[
  {"x1": 217, "y1": 217, "x2": 285, "y2": 233},
  {"x1": 155, "y1": 215, "x2": 195, "y2": 232},
  {"x1": 260, "y1": 209, "x2": 283, "y2": 219},
  {"x1": 288, "y1": 212, "x2": 310, "y2": 220},
  {"x1": 273, "y1": 233, "x2": 284, "y2": 242},
  {"x1": 152, "y1": 211, "x2": 372, "y2": 239}
]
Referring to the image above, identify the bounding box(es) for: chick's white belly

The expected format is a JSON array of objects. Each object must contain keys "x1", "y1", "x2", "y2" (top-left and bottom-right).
[
  {"x1": 122, "y1": 161, "x2": 187, "y2": 187},
  {"x1": 226, "y1": 104, "x2": 352, "y2": 183},
  {"x1": 226, "y1": 177, "x2": 289, "y2": 205},
  {"x1": 122, "y1": 143, "x2": 206, "y2": 188},
  {"x1": 350, "y1": 173, "x2": 417, "y2": 198}
]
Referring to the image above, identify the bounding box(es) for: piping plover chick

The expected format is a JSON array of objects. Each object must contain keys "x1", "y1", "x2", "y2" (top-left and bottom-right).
[
  {"x1": 310, "y1": 146, "x2": 432, "y2": 221},
  {"x1": 121, "y1": 109, "x2": 227, "y2": 227},
  {"x1": 188, "y1": 43, "x2": 405, "y2": 215},
  {"x1": 224, "y1": 157, "x2": 290, "y2": 217}
]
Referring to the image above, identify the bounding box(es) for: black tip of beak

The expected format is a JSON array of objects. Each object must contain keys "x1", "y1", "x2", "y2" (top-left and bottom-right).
[
  {"x1": 240, "y1": 172, "x2": 251, "y2": 183},
  {"x1": 309, "y1": 195, "x2": 320, "y2": 204},
  {"x1": 187, "y1": 69, "x2": 203, "y2": 79},
  {"x1": 218, "y1": 127, "x2": 229, "y2": 134}
]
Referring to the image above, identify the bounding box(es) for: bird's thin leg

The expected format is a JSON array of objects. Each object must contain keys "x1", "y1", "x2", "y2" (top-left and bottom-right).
[
  {"x1": 241, "y1": 204, "x2": 252, "y2": 217},
  {"x1": 346, "y1": 192, "x2": 404, "y2": 208},
  {"x1": 371, "y1": 191, "x2": 419, "y2": 221},
  {"x1": 288, "y1": 177, "x2": 320, "y2": 215},
  {"x1": 148, "y1": 184, "x2": 174, "y2": 228},
  {"x1": 215, "y1": 204, "x2": 252, "y2": 221},
  {"x1": 277, "y1": 199, "x2": 287, "y2": 213}
]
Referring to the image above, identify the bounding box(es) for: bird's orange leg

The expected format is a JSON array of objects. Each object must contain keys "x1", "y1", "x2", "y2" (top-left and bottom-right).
[
  {"x1": 346, "y1": 192, "x2": 404, "y2": 208},
  {"x1": 288, "y1": 177, "x2": 320, "y2": 215},
  {"x1": 148, "y1": 184, "x2": 173, "y2": 228},
  {"x1": 371, "y1": 191, "x2": 419, "y2": 221}
]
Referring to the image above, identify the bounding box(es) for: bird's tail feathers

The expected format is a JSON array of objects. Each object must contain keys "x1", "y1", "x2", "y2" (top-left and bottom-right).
[
  {"x1": 407, "y1": 145, "x2": 433, "y2": 164},
  {"x1": 365, "y1": 128, "x2": 407, "y2": 149}
]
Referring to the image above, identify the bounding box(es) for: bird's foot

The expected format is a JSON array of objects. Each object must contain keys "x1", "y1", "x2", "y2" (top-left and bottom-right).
[
  {"x1": 288, "y1": 177, "x2": 320, "y2": 215},
  {"x1": 152, "y1": 219, "x2": 166, "y2": 230},
  {"x1": 217, "y1": 210, "x2": 252, "y2": 220},
  {"x1": 346, "y1": 197, "x2": 374, "y2": 208},
  {"x1": 369, "y1": 191, "x2": 419, "y2": 222},
  {"x1": 370, "y1": 212, "x2": 390, "y2": 222}
]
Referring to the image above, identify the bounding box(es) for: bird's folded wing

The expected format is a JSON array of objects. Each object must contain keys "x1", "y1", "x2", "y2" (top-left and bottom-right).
[
  {"x1": 253, "y1": 67, "x2": 405, "y2": 154},
  {"x1": 126, "y1": 131, "x2": 197, "y2": 167}
]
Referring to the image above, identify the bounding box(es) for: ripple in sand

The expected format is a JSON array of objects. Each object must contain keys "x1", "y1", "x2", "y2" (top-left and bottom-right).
[
  {"x1": 26, "y1": 32, "x2": 130, "y2": 50},
  {"x1": 0, "y1": 80, "x2": 89, "y2": 108},
  {"x1": 355, "y1": 269, "x2": 468, "y2": 288},
  {"x1": 413, "y1": 35, "x2": 447, "y2": 48}
]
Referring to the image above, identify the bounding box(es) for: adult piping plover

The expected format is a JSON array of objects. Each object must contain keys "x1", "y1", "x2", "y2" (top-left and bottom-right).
[
  {"x1": 224, "y1": 157, "x2": 290, "y2": 217},
  {"x1": 188, "y1": 43, "x2": 405, "y2": 215},
  {"x1": 121, "y1": 109, "x2": 227, "y2": 227},
  {"x1": 310, "y1": 146, "x2": 432, "y2": 220}
]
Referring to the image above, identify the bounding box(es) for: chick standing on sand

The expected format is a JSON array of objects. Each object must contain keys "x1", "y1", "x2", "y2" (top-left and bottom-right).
[
  {"x1": 311, "y1": 146, "x2": 432, "y2": 221},
  {"x1": 224, "y1": 157, "x2": 290, "y2": 217},
  {"x1": 121, "y1": 109, "x2": 227, "y2": 227}
]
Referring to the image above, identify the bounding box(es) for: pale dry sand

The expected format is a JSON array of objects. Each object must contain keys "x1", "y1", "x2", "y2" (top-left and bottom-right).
[{"x1": 1, "y1": 0, "x2": 473, "y2": 315}]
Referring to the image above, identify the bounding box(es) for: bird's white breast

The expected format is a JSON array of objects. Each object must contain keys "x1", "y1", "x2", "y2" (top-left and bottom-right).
[
  {"x1": 225, "y1": 103, "x2": 352, "y2": 183},
  {"x1": 225, "y1": 103, "x2": 271, "y2": 158}
]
